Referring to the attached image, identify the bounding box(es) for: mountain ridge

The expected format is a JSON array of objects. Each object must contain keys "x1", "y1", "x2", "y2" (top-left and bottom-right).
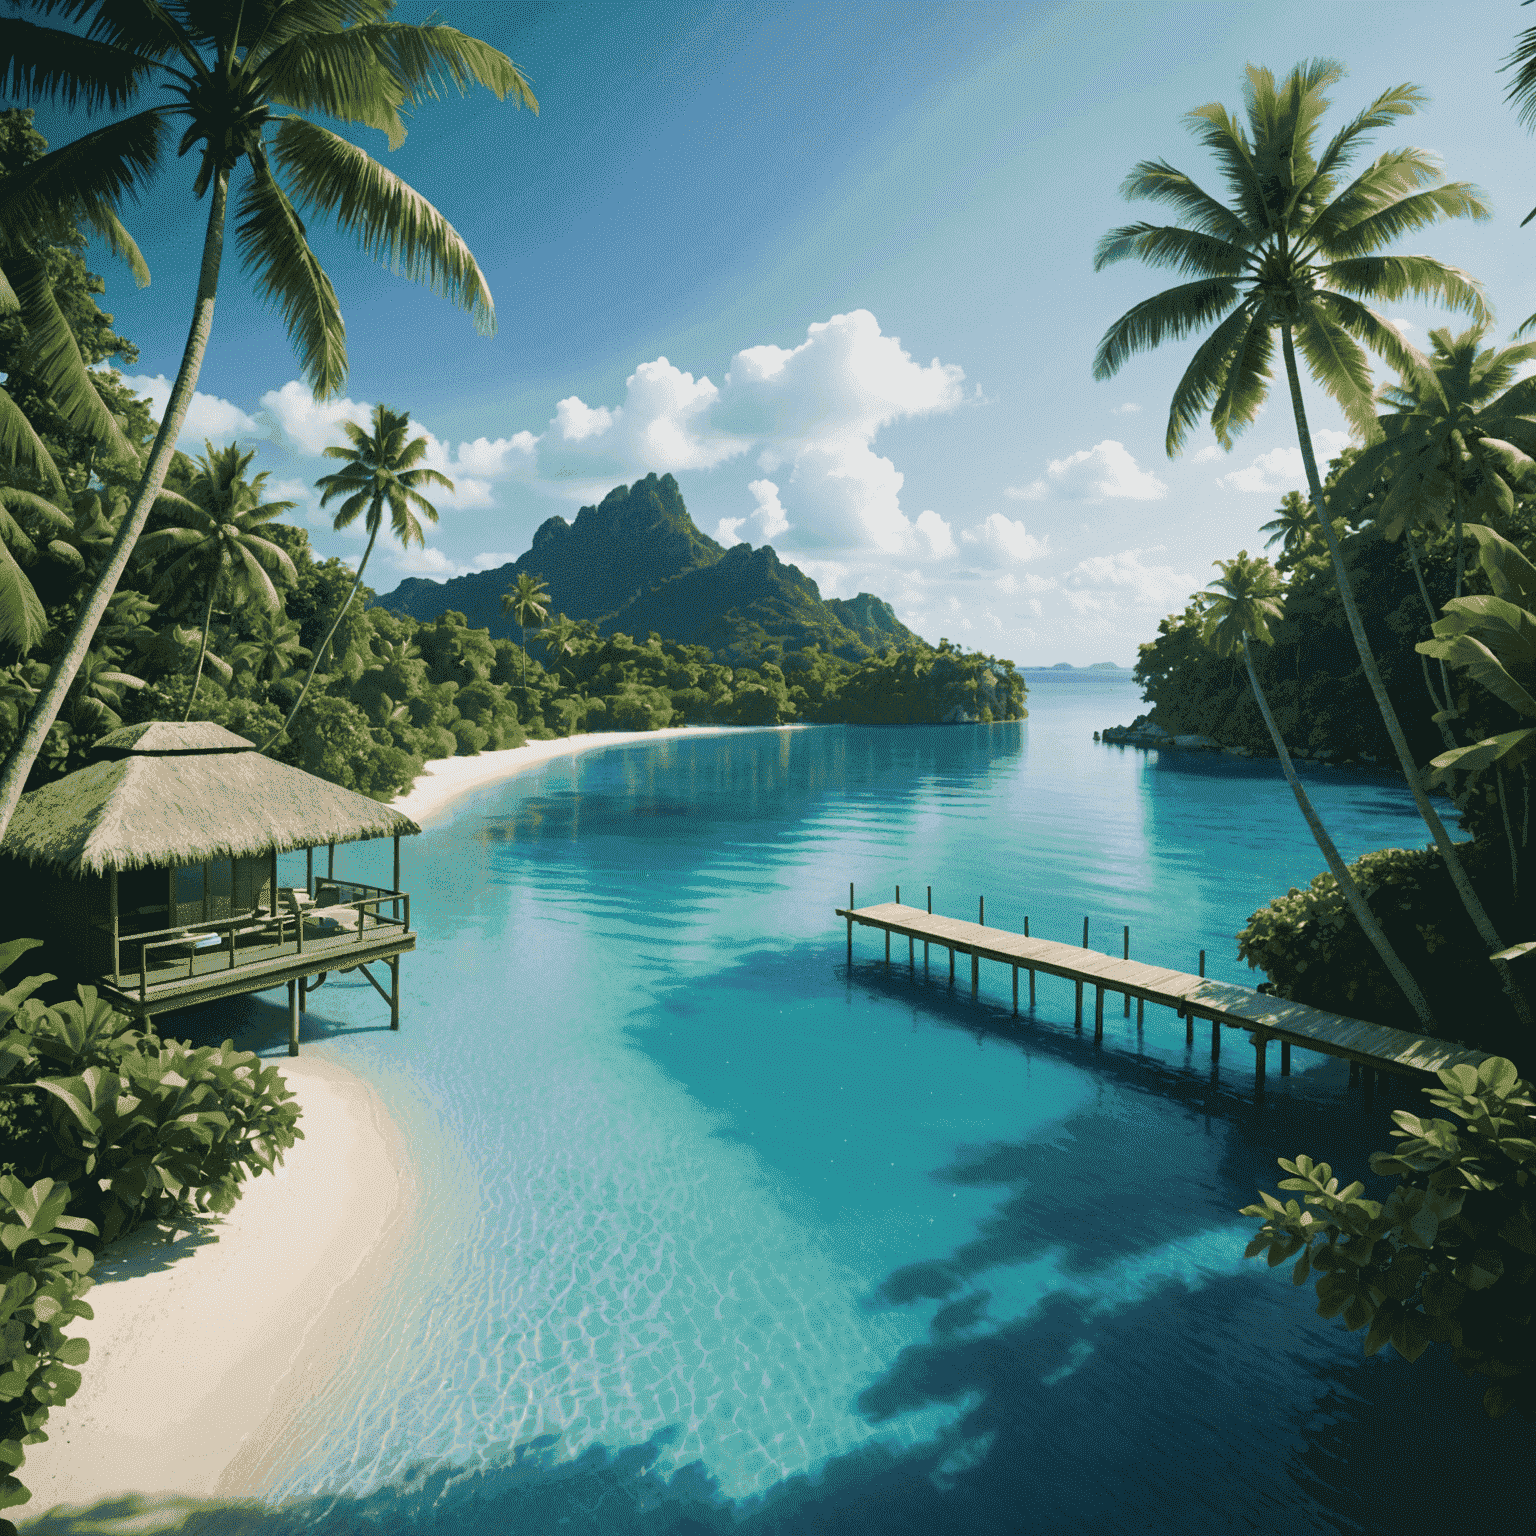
[{"x1": 372, "y1": 472, "x2": 926, "y2": 661}]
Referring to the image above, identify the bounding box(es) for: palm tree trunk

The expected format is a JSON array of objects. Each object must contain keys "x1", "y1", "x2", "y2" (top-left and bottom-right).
[
  {"x1": 1280, "y1": 325, "x2": 1533, "y2": 1028},
  {"x1": 262, "y1": 518, "x2": 382, "y2": 752},
  {"x1": 1404, "y1": 535, "x2": 1458, "y2": 750},
  {"x1": 1498, "y1": 766, "x2": 1520, "y2": 901},
  {"x1": 1243, "y1": 644, "x2": 1436, "y2": 1027},
  {"x1": 182, "y1": 581, "x2": 217, "y2": 722},
  {"x1": 0, "y1": 170, "x2": 231, "y2": 843}
]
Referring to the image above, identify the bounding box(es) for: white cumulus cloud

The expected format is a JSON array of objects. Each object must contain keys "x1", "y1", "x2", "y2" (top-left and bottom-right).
[
  {"x1": 1112, "y1": 402, "x2": 1141, "y2": 415},
  {"x1": 122, "y1": 373, "x2": 260, "y2": 446},
  {"x1": 961, "y1": 512, "x2": 1047, "y2": 563},
  {"x1": 1066, "y1": 546, "x2": 1194, "y2": 611},
  {"x1": 915, "y1": 509, "x2": 956, "y2": 558},
  {"x1": 1216, "y1": 431, "x2": 1353, "y2": 494},
  {"x1": 1008, "y1": 440, "x2": 1166, "y2": 503}
]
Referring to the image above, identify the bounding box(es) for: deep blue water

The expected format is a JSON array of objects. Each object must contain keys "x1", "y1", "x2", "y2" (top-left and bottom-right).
[{"x1": 188, "y1": 670, "x2": 1530, "y2": 1532}]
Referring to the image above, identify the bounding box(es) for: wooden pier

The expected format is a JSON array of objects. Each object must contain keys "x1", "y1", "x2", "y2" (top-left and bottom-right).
[{"x1": 837, "y1": 893, "x2": 1488, "y2": 1095}]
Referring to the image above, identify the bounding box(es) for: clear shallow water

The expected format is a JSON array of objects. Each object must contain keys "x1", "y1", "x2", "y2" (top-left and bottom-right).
[{"x1": 193, "y1": 671, "x2": 1530, "y2": 1533}]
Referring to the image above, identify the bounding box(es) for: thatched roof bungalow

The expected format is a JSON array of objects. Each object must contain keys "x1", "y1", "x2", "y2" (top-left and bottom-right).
[{"x1": 0, "y1": 721, "x2": 420, "y2": 1046}]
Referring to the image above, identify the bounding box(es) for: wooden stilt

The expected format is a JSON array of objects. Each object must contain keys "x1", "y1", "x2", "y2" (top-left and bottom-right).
[
  {"x1": 909, "y1": 934, "x2": 915, "y2": 970},
  {"x1": 1094, "y1": 986, "x2": 1104, "y2": 1041},
  {"x1": 979, "y1": 895, "x2": 985, "y2": 925},
  {"x1": 1123, "y1": 926, "x2": 1131, "y2": 1016},
  {"x1": 1029, "y1": 967, "x2": 1036, "y2": 1008},
  {"x1": 1186, "y1": 1012, "x2": 1194, "y2": 1046},
  {"x1": 971, "y1": 949, "x2": 978, "y2": 998},
  {"x1": 390, "y1": 954, "x2": 401, "y2": 1029},
  {"x1": 847, "y1": 881, "x2": 854, "y2": 966},
  {"x1": 1210, "y1": 1017, "x2": 1220, "y2": 1058},
  {"x1": 949, "y1": 946, "x2": 955, "y2": 985},
  {"x1": 1198, "y1": 949, "x2": 1206, "y2": 977},
  {"x1": 299, "y1": 974, "x2": 307, "y2": 1013},
  {"x1": 1082, "y1": 916, "x2": 1089, "y2": 948},
  {"x1": 885, "y1": 929, "x2": 891, "y2": 965},
  {"x1": 1012, "y1": 965, "x2": 1018, "y2": 1014},
  {"x1": 306, "y1": 845, "x2": 313, "y2": 896},
  {"x1": 1281, "y1": 1041, "x2": 1291, "y2": 1076},
  {"x1": 1075, "y1": 980, "x2": 1083, "y2": 1028},
  {"x1": 1254, "y1": 1035, "x2": 1267, "y2": 1093},
  {"x1": 288, "y1": 979, "x2": 299, "y2": 1057},
  {"x1": 1137, "y1": 997, "x2": 1145, "y2": 1027}
]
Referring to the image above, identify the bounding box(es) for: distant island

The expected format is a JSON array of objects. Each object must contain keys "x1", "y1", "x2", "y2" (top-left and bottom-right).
[{"x1": 1035, "y1": 662, "x2": 1127, "y2": 671}]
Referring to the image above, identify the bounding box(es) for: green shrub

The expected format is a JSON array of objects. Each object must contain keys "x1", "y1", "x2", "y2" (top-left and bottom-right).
[
  {"x1": 1236, "y1": 843, "x2": 1524, "y2": 1057},
  {"x1": 1245, "y1": 1056, "x2": 1536, "y2": 1420},
  {"x1": 0, "y1": 1175, "x2": 98, "y2": 1512}
]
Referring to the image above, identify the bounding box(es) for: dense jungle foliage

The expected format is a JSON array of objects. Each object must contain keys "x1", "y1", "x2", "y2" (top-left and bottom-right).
[{"x1": 1131, "y1": 449, "x2": 1536, "y2": 1063}]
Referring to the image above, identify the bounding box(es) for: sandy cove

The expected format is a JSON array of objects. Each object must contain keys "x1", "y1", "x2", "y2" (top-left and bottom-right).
[
  {"x1": 388, "y1": 723, "x2": 803, "y2": 825},
  {"x1": 17, "y1": 727, "x2": 792, "y2": 1521},
  {"x1": 18, "y1": 1051, "x2": 414, "y2": 1522}
]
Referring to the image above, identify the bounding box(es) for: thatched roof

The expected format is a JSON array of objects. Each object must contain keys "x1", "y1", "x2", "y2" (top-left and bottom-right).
[{"x1": 1, "y1": 721, "x2": 421, "y2": 876}]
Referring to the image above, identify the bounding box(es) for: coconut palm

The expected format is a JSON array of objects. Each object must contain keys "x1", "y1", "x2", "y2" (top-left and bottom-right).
[
  {"x1": 1338, "y1": 326, "x2": 1536, "y2": 596},
  {"x1": 1094, "y1": 60, "x2": 1531, "y2": 1024},
  {"x1": 539, "y1": 610, "x2": 582, "y2": 688},
  {"x1": 502, "y1": 572, "x2": 550, "y2": 691},
  {"x1": 230, "y1": 606, "x2": 308, "y2": 692},
  {"x1": 0, "y1": 0, "x2": 535, "y2": 842},
  {"x1": 264, "y1": 404, "x2": 450, "y2": 749},
  {"x1": 136, "y1": 441, "x2": 296, "y2": 718},
  {"x1": 1202, "y1": 551, "x2": 1436, "y2": 1026},
  {"x1": 1259, "y1": 490, "x2": 1319, "y2": 569}
]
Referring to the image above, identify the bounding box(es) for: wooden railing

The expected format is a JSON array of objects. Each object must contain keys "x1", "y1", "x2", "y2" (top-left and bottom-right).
[{"x1": 105, "y1": 884, "x2": 412, "y2": 1003}]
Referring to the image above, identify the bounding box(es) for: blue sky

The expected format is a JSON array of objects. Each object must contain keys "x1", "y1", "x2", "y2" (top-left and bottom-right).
[{"x1": 30, "y1": 0, "x2": 1536, "y2": 664}]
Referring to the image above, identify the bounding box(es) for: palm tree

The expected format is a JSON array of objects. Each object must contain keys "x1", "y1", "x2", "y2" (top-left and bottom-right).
[
  {"x1": 230, "y1": 606, "x2": 309, "y2": 694},
  {"x1": 539, "y1": 610, "x2": 582, "y2": 689},
  {"x1": 1202, "y1": 551, "x2": 1436, "y2": 1027},
  {"x1": 0, "y1": 0, "x2": 535, "y2": 843},
  {"x1": 502, "y1": 572, "x2": 550, "y2": 691},
  {"x1": 1338, "y1": 326, "x2": 1536, "y2": 597},
  {"x1": 263, "y1": 404, "x2": 449, "y2": 749},
  {"x1": 1093, "y1": 60, "x2": 1531, "y2": 1025},
  {"x1": 1259, "y1": 490, "x2": 1318, "y2": 569},
  {"x1": 136, "y1": 441, "x2": 296, "y2": 718}
]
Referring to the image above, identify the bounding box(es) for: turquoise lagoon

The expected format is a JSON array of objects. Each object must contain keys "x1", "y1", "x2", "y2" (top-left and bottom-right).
[{"x1": 210, "y1": 670, "x2": 1528, "y2": 1531}]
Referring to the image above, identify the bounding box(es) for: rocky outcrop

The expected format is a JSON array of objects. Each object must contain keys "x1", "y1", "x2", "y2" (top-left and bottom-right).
[{"x1": 1096, "y1": 715, "x2": 1217, "y2": 749}]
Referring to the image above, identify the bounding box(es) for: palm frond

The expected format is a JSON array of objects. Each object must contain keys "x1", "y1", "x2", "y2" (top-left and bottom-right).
[
  {"x1": 0, "y1": 486, "x2": 73, "y2": 536},
  {"x1": 1163, "y1": 299, "x2": 1259, "y2": 453},
  {"x1": 1208, "y1": 309, "x2": 1273, "y2": 448},
  {"x1": 0, "y1": 384, "x2": 67, "y2": 496},
  {"x1": 1309, "y1": 81, "x2": 1429, "y2": 189},
  {"x1": 34, "y1": 0, "x2": 196, "y2": 66},
  {"x1": 1293, "y1": 306, "x2": 1377, "y2": 439},
  {"x1": 256, "y1": 28, "x2": 410, "y2": 148},
  {"x1": 1325, "y1": 255, "x2": 1489, "y2": 325},
  {"x1": 1115, "y1": 160, "x2": 1252, "y2": 242},
  {"x1": 1318, "y1": 181, "x2": 1491, "y2": 259},
  {"x1": 11, "y1": 252, "x2": 136, "y2": 462},
  {"x1": 271, "y1": 116, "x2": 495, "y2": 335},
  {"x1": 0, "y1": 17, "x2": 158, "y2": 112},
  {"x1": 0, "y1": 108, "x2": 166, "y2": 233},
  {"x1": 351, "y1": 22, "x2": 537, "y2": 111},
  {"x1": 235, "y1": 153, "x2": 349, "y2": 397},
  {"x1": 1093, "y1": 222, "x2": 1249, "y2": 278},
  {"x1": 232, "y1": 541, "x2": 284, "y2": 610},
  {"x1": 0, "y1": 537, "x2": 47, "y2": 653},
  {"x1": 1306, "y1": 145, "x2": 1442, "y2": 245},
  {"x1": 1503, "y1": 22, "x2": 1536, "y2": 130},
  {"x1": 1093, "y1": 277, "x2": 1240, "y2": 381},
  {"x1": 1184, "y1": 101, "x2": 1265, "y2": 228}
]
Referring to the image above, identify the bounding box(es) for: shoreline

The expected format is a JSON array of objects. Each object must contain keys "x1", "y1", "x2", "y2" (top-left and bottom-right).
[
  {"x1": 389, "y1": 723, "x2": 805, "y2": 825},
  {"x1": 18, "y1": 1049, "x2": 415, "y2": 1522}
]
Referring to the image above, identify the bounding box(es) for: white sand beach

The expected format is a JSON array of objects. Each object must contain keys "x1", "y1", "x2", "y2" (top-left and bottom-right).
[
  {"x1": 389, "y1": 723, "x2": 802, "y2": 825},
  {"x1": 18, "y1": 1051, "x2": 414, "y2": 1522}
]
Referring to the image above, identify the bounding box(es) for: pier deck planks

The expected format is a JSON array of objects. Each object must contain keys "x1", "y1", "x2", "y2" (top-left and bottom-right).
[{"x1": 838, "y1": 901, "x2": 1486, "y2": 1080}]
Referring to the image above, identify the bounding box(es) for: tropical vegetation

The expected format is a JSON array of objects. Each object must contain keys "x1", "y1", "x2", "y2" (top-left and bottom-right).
[{"x1": 1100, "y1": 39, "x2": 1536, "y2": 1420}]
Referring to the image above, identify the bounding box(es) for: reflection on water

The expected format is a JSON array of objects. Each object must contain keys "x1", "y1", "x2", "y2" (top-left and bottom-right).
[{"x1": 146, "y1": 673, "x2": 1530, "y2": 1533}]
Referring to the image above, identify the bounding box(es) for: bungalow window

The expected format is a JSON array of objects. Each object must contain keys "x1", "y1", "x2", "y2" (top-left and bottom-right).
[{"x1": 174, "y1": 863, "x2": 204, "y2": 926}]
